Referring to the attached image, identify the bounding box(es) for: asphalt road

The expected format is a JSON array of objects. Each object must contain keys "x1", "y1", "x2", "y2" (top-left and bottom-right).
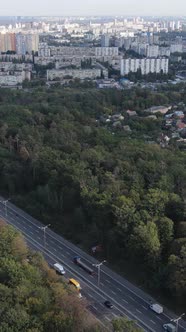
[{"x1": 0, "y1": 198, "x2": 185, "y2": 332}]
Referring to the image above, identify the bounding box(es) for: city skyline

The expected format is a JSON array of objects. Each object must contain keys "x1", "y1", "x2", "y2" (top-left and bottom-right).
[{"x1": 1, "y1": 0, "x2": 186, "y2": 17}]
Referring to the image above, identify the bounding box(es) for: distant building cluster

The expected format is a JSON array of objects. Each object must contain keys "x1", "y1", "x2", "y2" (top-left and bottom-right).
[
  {"x1": 0, "y1": 62, "x2": 31, "y2": 86},
  {"x1": 0, "y1": 16, "x2": 185, "y2": 85},
  {"x1": 0, "y1": 33, "x2": 39, "y2": 55}
]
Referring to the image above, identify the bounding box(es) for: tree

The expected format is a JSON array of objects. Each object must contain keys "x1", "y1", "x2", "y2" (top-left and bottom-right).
[
  {"x1": 129, "y1": 221, "x2": 161, "y2": 264},
  {"x1": 167, "y1": 245, "x2": 186, "y2": 297},
  {"x1": 155, "y1": 217, "x2": 174, "y2": 248},
  {"x1": 112, "y1": 317, "x2": 143, "y2": 332},
  {"x1": 144, "y1": 189, "x2": 169, "y2": 217}
]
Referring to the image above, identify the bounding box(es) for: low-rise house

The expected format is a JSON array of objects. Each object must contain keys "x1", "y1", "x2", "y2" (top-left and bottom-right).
[
  {"x1": 174, "y1": 110, "x2": 184, "y2": 119},
  {"x1": 145, "y1": 106, "x2": 171, "y2": 114},
  {"x1": 113, "y1": 121, "x2": 122, "y2": 128},
  {"x1": 126, "y1": 110, "x2": 137, "y2": 116},
  {"x1": 111, "y1": 113, "x2": 124, "y2": 121},
  {"x1": 176, "y1": 121, "x2": 186, "y2": 130},
  {"x1": 123, "y1": 125, "x2": 132, "y2": 132},
  {"x1": 147, "y1": 115, "x2": 157, "y2": 120}
]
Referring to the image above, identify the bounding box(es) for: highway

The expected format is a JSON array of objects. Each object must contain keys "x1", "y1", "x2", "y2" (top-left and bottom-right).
[{"x1": 0, "y1": 197, "x2": 186, "y2": 332}]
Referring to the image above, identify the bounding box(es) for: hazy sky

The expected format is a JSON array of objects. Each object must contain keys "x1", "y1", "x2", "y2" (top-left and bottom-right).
[{"x1": 1, "y1": 0, "x2": 186, "y2": 16}]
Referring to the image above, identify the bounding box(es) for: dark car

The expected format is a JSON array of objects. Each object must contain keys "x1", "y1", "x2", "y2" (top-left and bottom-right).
[{"x1": 104, "y1": 300, "x2": 113, "y2": 308}]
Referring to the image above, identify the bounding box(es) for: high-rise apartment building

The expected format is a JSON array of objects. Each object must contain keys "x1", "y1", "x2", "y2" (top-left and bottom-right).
[
  {"x1": 101, "y1": 34, "x2": 110, "y2": 47},
  {"x1": 16, "y1": 33, "x2": 39, "y2": 55},
  {"x1": 146, "y1": 45, "x2": 159, "y2": 58},
  {"x1": 0, "y1": 33, "x2": 16, "y2": 53},
  {"x1": 120, "y1": 58, "x2": 169, "y2": 76},
  {"x1": 95, "y1": 47, "x2": 118, "y2": 57}
]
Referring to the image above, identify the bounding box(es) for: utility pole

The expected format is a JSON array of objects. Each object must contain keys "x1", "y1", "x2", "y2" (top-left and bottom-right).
[
  {"x1": 1, "y1": 198, "x2": 10, "y2": 217},
  {"x1": 92, "y1": 260, "x2": 106, "y2": 287},
  {"x1": 39, "y1": 224, "x2": 51, "y2": 248},
  {"x1": 171, "y1": 313, "x2": 185, "y2": 332}
]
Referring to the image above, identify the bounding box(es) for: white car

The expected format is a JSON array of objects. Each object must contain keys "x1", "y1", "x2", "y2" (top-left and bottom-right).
[{"x1": 53, "y1": 263, "x2": 66, "y2": 275}]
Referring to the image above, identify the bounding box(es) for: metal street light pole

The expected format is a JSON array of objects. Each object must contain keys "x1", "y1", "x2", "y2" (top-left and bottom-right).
[
  {"x1": 171, "y1": 313, "x2": 185, "y2": 332},
  {"x1": 2, "y1": 199, "x2": 10, "y2": 217},
  {"x1": 39, "y1": 224, "x2": 51, "y2": 248},
  {"x1": 92, "y1": 260, "x2": 106, "y2": 287}
]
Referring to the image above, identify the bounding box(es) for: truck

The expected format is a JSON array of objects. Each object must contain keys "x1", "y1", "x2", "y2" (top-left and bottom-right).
[
  {"x1": 149, "y1": 303, "x2": 163, "y2": 314},
  {"x1": 163, "y1": 323, "x2": 176, "y2": 332},
  {"x1": 74, "y1": 256, "x2": 94, "y2": 275},
  {"x1": 53, "y1": 263, "x2": 66, "y2": 275}
]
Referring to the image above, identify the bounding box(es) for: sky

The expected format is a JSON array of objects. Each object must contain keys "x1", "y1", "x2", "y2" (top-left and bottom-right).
[{"x1": 1, "y1": 0, "x2": 186, "y2": 17}]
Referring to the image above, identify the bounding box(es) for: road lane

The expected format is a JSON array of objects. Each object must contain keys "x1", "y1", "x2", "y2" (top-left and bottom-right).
[{"x1": 0, "y1": 199, "x2": 186, "y2": 332}]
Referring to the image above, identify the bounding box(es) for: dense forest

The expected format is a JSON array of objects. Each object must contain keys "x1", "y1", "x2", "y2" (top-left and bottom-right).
[{"x1": 0, "y1": 84, "x2": 185, "y2": 312}]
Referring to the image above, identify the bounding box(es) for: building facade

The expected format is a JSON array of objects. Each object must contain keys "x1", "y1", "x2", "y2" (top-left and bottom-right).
[
  {"x1": 47, "y1": 68, "x2": 101, "y2": 80},
  {"x1": 120, "y1": 58, "x2": 169, "y2": 75}
]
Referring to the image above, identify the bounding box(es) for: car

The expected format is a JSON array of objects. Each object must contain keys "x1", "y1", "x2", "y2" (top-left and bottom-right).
[
  {"x1": 53, "y1": 263, "x2": 66, "y2": 275},
  {"x1": 163, "y1": 324, "x2": 176, "y2": 332},
  {"x1": 104, "y1": 300, "x2": 113, "y2": 308}
]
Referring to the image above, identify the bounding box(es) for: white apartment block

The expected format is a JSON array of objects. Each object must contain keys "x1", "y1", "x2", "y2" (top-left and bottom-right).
[
  {"x1": 95, "y1": 47, "x2": 118, "y2": 57},
  {"x1": 0, "y1": 70, "x2": 31, "y2": 86},
  {"x1": 47, "y1": 68, "x2": 101, "y2": 81},
  {"x1": 170, "y1": 44, "x2": 183, "y2": 53},
  {"x1": 146, "y1": 45, "x2": 159, "y2": 58},
  {"x1": 38, "y1": 42, "x2": 51, "y2": 57},
  {"x1": 131, "y1": 42, "x2": 148, "y2": 56},
  {"x1": 120, "y1": 58, "x2": 169, "y2": 76},
  {"x1": 50, "y1": 46, "x2": 95, "y2": 57},
  {"x1": 159, "y1": 47, "x2": 171, "y2": 57}
]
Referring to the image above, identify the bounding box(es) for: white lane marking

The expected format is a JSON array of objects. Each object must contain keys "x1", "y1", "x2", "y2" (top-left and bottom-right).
[
  {"x1": 92, "y1": 305, "x2": 98, "y2": 311},
  {"x1": 122, "y1": 299, "x2": 129, "y2": 304},
  {"x1": 150, "y1": 320, "x2": 156, "y2": 325},
  {"x1": 117, "y1": 287, "x2": 122, "y2": 291},
  {"x1": 29, "y1": 231, "x2": 34, "y2": 235},
  {"x1": 87, "y1": 293, "x2": 93, "y2": 298},
  {"x1": 105, "y1": 316, "x2": 111, "y2": 321},
  {"x1": 157, "y1": 316, "x2": 163, "y2": 321},
  {"x1": 136, "y1": 309, "x2": 142, "y2": 314},
  {"x1": 128, "y1": 296, "x2": 138, "y2": 304},
  {"x1": 111, "y1": 290, "x2": 116, "y2": 295},
  {"x1": 100, "y1": 282, "x2": 104, "y2": 286},
  {"x1": 112, "y1": 313, "x2": 118, "y2": 317},
  {"x1": 105, "y1": 279, "x2": 110, "y2": 284},
  {"x1": 66, "y1": 251, "x2": 70, "y2": 255},
  {"x1": 142, "y1": 305, "x2": 148, "y2": 310},
  {"x1": 53, "y1": 248, "x2": 57, "y2": 252}
]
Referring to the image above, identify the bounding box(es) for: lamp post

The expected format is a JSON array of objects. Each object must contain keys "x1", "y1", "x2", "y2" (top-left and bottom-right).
[
  {"x1": 92, "y1": 260, "x2": 106, "y2": 287},
  {"x1": 171, "y1": 313, "x2": 185, "y2": 332},
  {"x1": 39, "y1": 224, "x2": 51, "y2": 248},
  {"x1": 2, "y1": 198, "x2": 10, "y2": 217}
]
